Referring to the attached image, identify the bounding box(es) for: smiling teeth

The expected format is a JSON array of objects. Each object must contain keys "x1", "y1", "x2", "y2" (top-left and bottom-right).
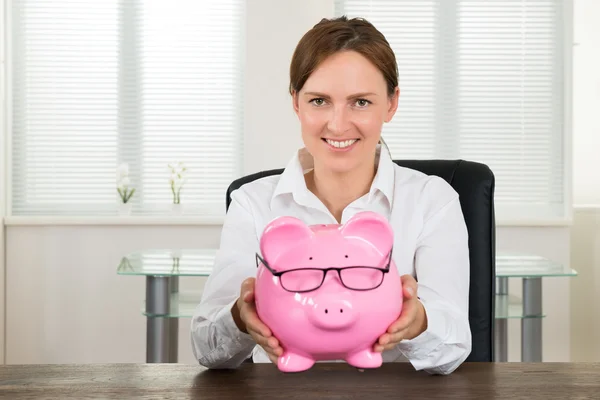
[{"x1": 326, "y1": 139, "x2": 357, "y2": 148}]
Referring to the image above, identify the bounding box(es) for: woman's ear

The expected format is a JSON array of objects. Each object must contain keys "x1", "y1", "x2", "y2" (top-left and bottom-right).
[
  {"x1": 385, "y1": 86, "x2": 400, "y2": 123},
  {"x1": 292, "y1": 90, "x2": 300, "y2": 115}
]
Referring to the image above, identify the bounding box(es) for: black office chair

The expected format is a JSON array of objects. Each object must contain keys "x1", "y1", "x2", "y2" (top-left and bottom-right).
[{"x1": 226, "y1": 159, "x2": 496, "y2": 362}]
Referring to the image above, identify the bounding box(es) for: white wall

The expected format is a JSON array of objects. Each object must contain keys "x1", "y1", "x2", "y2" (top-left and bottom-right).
[
  {"x1": 1, "y1": 0, "x2": 581, "y2": 365},
  {"x1": 1, "y1": 0, "x2": 7, "y2": 364},
  {"x1": 570, "y1": 208, "x2": 600, "y2": 361},
  {"x1": 572, "y1": 0, "x2": 600, "y2": 206},
  {"x1": 569, "y1": 0, "x2": 600, "y2": 361}
]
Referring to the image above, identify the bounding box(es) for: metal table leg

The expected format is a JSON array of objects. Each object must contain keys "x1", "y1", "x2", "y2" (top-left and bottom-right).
[
  {"x1": 495, "y1": 277, "x2": 508, "y2": 362},
  {"x1": 169, "y1": 277, "x2": 179, "y2": 363},
  {"x1": 522, "y1": 277, "x2": 543, "y2": 362},
  {"x1": 146, "y1": 276, "x2": 171, "y2": 363}
]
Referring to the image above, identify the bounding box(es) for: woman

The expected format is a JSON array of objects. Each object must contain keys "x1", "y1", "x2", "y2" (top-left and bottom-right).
[{"x1": 191, "y1": 16, "x2": 471, "y2": 375}]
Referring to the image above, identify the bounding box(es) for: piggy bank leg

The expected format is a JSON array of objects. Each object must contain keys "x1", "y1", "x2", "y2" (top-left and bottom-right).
[
  {"x1": 345, "y1": 349, "x2": 383, "y2": 369},
  {"x1": 277, "y1": 351, "x2": 315, "y2": 373}
]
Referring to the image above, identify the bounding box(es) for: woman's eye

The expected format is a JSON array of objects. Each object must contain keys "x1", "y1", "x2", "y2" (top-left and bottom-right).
[
  {"x1": 311, "y1": 98, "x2": 325, "y2": 106},
  {"x1": 356, "y1": 99, "x2": 370, "y2": 107}
]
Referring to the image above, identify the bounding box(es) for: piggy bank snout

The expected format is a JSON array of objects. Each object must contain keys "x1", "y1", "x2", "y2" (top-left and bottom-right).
[{"x1": 308, "y1": 295, "x2": 357, "y2": 330}]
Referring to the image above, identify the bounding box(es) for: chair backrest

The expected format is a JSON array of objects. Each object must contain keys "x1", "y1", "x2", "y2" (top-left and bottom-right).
[{"x1": 226, "y1": 159, "x2": 496, "y2": 362}]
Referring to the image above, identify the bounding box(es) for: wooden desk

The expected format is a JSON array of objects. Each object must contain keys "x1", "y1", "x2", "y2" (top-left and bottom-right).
[{"x1": 1, "y1": 363, "x2": 598, "y2": 399}]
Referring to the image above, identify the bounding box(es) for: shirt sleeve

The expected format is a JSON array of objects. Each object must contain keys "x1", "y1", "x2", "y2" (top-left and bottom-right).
[
  {"x1": 190, "y1": 188, "x2": 259, "y2": 369},
  {"x1": 395, "y1": 178, "x2": 472, "y2": 375}
]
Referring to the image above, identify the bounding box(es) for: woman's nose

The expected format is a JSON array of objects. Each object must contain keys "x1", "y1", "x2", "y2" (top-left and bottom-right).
[{"x1": 327, "y1": 106, "x2": 351, "y2": 135}]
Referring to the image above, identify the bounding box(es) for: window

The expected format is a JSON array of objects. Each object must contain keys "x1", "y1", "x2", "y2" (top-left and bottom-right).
[
  {"x1": 335, "y1": 0, "x2": 570, "y2": 222},
  {"x1": 11, "y1": 0, "x2": 245, "y2": 216}
]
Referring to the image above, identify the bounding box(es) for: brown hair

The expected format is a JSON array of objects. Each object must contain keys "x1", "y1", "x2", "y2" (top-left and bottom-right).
[{"x1": 289, "y1": 16, "x2": 398, "y2": 97}]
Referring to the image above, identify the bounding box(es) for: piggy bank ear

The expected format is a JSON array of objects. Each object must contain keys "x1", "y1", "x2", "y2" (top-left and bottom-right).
[
  {"x1": 340, "y1": 211, "x2": 393, "y2": 256},
  {"x1": 260, "y1": 216, "x2": 313, "y2": 263}
]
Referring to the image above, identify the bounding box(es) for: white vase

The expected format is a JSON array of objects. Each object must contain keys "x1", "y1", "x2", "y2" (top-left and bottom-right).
[
  {"x1": 171, "y1": 203, "x2": 183, "y2": 216},
  {"x1": 118, "y1": 202, "x2": 132, "y2": 216}
]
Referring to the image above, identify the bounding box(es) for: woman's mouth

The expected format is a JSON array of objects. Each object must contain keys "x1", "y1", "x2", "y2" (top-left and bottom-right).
[{"x1": 322, "y1": 138, "x2": 359, "y2": 151}]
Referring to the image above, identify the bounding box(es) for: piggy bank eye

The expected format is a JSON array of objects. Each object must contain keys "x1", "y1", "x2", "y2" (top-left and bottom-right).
[
  {"x1": 309, "y1": 257, "x2": 313, "y2": 260},
  {"x1": 345, "y1": 255, "x2": 349, "y2": 258}
]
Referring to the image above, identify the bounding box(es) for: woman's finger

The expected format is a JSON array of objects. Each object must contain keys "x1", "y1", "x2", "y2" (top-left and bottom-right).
[
  {"x1": 267, "y1": 352, "x2": 279, "y2": 364},
  {"x1": 247, "y1": 329, "x2": 283, "y2": 359},
  {"x1": 386, "y1": 299, "x2": 418, "y2": 334},
  {"x1": 266, "y1": 336, "x2": 280, "y2": 349},
  {"x1": 243, "y1": 291, "x2": 255, "y2": 303},
  {"x1": 244, "y1": 315, "x2": 270, "y2": 337},
  {"x1": 374, "y1": 328, "x2": 410, "y2": 352},
  {"x1": 247, "y1": 326, "x2": 271, "y2": 345},
  {"x1": 240, "y1": 278, "x2": 256, "y2": 303},
  {"x1": 376, "y1": 333, "x2": 391, "y2": 347},
  {"x1": 263, "y1": 344, "x2": 283, "y2": 358},
  {"x1": 387, "y1": 328, "x2": 409, "y2": 345},
  {"x1": 241, "y1": 306, "x2": 272, "y2": 337},
  {"x1": 247, "y1": 326, "x2": 283, "y2": 355},
  {"x1": 400, "y1": 275, "x2": 418, "y2": 299},
  {"x1": 251, "y1": 333, "x2": 279, "y2": 356}
]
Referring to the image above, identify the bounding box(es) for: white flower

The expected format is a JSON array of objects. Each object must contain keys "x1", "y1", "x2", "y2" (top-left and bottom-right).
[
  {"x1": 116, "y1": 163, "x2": 135, "y2": 204},
  {"x1": 169, "y1": 162, "x2": 186, "y2": 173},
  {"x1": 117, "y1": 163, "x2": 129, "y2": 180},
  {"x1": 117, "y1": 163, "x2": 129, "y2": 175},
  {"x1": 168, "y1": 161, "x2": 189, "y2": 204}
]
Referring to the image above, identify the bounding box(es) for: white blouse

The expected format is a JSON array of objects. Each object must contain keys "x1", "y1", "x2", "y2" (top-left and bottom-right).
[{"x1": 190, "y1": 145, "x2": 472, "y2": 375}]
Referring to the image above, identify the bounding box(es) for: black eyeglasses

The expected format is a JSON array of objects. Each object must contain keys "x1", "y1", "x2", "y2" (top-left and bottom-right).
[{"x1": 255, "y1": 249, "x2": 393, "y2": 293}]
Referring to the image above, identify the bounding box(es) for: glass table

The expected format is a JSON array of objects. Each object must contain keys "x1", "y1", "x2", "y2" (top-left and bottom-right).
[
  {"x1": 118, "y1": 249, "x2": 577, "y2": 363},
  {"x1": 117, "y1": 249, "x2": 214, "y2": 363},
  {"x1": 495, "y1": 254, "x2": 577, "y2": 363}
]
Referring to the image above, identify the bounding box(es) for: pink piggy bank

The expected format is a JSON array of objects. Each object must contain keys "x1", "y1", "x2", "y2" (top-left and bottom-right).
[{"x1": 254, "y1": 211, "x2": 403, "y2": 372}]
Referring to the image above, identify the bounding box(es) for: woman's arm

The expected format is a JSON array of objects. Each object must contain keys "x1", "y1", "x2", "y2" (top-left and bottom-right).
[
  {"x1": 190, "y1": 188, "x2": 259, "y2": 368},
  {"x1": 396, "y1": 179, "x2": 472, "y2": 375}
]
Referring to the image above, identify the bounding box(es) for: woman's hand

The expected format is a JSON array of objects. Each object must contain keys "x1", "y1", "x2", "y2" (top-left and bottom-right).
[
  {"x1": 231, "y1": 278, "x2": 283, "y2": 364},
  {"x1": 374, "y1": 274, "x2": 428, "y2": 352}
]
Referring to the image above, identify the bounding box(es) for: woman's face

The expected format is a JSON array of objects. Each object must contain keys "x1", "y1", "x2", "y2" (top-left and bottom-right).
[{"x1": 293, "y1": 50, "x2": 399, "y2": 175}]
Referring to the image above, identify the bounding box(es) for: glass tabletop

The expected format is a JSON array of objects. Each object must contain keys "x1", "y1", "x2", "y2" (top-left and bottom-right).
[
  {"x1": 117, "y1": 249, "x2": 216, "y2": 276},
  {"x1": 496, "y1": 253, "x2": 577, "y2": 278},
  {"x1": 117, "y1": 249, "x2": 578, "y2": 278}
]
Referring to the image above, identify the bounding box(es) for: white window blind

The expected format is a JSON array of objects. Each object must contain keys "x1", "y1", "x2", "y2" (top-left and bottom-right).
[
  {"x1": 334, "y1": 0, "x2": 569, "y2": 222},
  {"x1": 11, "y1": 0, "x2": 244, "y2": 216}
]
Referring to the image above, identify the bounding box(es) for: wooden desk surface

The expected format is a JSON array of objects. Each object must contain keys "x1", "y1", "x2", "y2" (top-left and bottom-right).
[{"x1": 1, "y1": 362, "x2": 599, "y2": 399}]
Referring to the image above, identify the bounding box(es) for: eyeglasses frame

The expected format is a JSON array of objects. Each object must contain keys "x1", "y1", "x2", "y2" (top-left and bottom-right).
[{"x1": 255, "y1": 248, "x2": 393, "y2": 293}]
